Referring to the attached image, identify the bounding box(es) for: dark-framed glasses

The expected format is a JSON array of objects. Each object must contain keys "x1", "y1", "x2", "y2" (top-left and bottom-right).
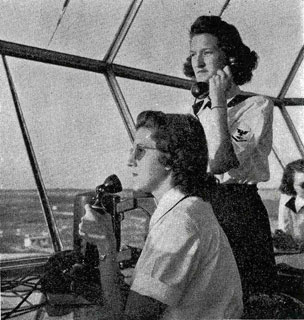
[{"x1": 130, "y1": 145, "x2": 157, "y2": 161}]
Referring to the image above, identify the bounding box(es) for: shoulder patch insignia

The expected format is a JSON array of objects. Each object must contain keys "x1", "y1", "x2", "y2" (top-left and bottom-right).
[{"x1": 232, "y1": 123, "x2": 251, "y2": 142}]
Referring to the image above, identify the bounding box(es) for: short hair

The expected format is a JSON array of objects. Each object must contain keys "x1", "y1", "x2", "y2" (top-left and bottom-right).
[
  {"x1": 135, "y1": 110, "x2": 217, "y2": 200},
  {"x1": 279, "y1": 159, "x2": 304, "y2": 196},
  {"x1": 183, "y1": 15, "x2": 258, "y2": 86}
]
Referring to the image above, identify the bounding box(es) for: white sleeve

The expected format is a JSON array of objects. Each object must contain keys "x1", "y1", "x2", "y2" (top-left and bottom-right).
[
  {"x1": 278, "y1": 194, "x2": 292, "y2": 234},
  {"x1": 230, "y1": 96, "x2": 274, "y2": 164},
  {"x1": 131, "y1": 214, "x2": 200, "y2": 306}
]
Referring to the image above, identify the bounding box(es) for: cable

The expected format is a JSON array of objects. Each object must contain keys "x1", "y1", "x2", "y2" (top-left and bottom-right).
[
  {"x1": 136, "y1": 206, "x2": 152, "y2": 218},
  {"x1": 1, "y1": 278, "x2": 42, "y2": 320},
  {"x1": 219, "y1": 0, "x2": 232, "y2": 17},
  {"x1": 48, "y1": 0, "x2": 71, "y2": 46},
  {"x1": 1, "y1": 304, "x2": 46, "y2": 319}
]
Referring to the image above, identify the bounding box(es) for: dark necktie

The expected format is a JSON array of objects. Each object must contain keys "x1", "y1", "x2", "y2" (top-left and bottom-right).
[
  {"x1": 192, "y1": 100, "x2": 211, "y2": 116},
  {"x1": 192, "y1": 94, "x2": 252, "y2": 116},
  {"x1": 285, "y1": 197, "x2": 297, "y2": 213}
]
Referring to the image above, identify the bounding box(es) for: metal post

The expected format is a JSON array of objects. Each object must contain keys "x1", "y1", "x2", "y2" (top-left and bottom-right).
[
  {"x1": 271, "y1": 145, "x2": 285, "y2": 169},
  {"x1": 105, "y1": 68, "x2": 135, "y2": 142},
  {"x1": 276, "y1": 45, "x2": 304, "y2": 158},
  {"x1": 279, "y1": 105, "x2": 304, "y2": 157},
  {"x1": 103, "y1": 0, "x2": 143, "y2": 63},
  {"x1": 278, "y1": 45, "x2": 304, "y2": 99}
]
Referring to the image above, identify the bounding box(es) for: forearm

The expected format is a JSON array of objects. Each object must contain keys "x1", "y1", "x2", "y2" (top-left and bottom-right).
[
  {"x1": 98, "y1": 258, "x2": 166, "y2": 320},
  {"x1": 98, "y1": 250, "x2": 125, "y2": 319},
  {"x1": 200, "y1": 106, "x2": 238, "y2": 174},
  {"x1": 79, "y1": 205, "x2": 127, "y2": 318}
]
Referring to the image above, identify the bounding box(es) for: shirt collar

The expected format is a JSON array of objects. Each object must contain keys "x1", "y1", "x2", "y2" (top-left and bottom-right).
[
  {"x1": 295, "y1": 196, "x2": 304, "y2": 213},
  {"x1": 226, "y1": 85, "x2": 241, "y2": 101},
  {"x1": 149, "y1": 187, "x2": 186, "y2": 230},
  {"x1": 285, "y1": 197, "x2": 296, "y2": 213},
  {"x1": 285, "y1": 196, "x2": 304, "y2": 213},
  {"x1": 193, "y1": 86, "x2": 242, "y2": 115}
]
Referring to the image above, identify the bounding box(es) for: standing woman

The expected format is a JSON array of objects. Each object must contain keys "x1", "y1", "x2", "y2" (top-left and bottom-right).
[{"x1": 183, "y1": 15, "x2": 277, "y2": 301}]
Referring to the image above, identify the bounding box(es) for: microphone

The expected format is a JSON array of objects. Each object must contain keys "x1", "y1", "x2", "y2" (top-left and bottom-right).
[
  {"x1": 91, "y1": 174, "x2": 122, "y2": 210},
  {"x1": 89, "y1": 174, "x2": 123, "y2": 251}
]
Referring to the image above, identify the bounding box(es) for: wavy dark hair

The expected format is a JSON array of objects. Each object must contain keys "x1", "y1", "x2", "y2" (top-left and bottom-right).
[
  {"x1": 279, "y1": 159, "x2": 304, "y2": 196},
  {"x1": 135, "y1": 110, "x2": 217, "y2": 200},
  {"x1": 183, "y1": 15, "x2": 258, "y2": 86}
]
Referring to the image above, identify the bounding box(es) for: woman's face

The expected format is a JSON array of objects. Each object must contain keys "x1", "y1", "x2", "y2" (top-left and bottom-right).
[
  {"x1": 190, "y1": 33, "x2": 226, "y2": 83},
  {"x1": 293, "y1": 171, "x2": 304, "y2": 199},
  {"x1": 128, "y1": 127, "x2": 169, "y2": 194}
]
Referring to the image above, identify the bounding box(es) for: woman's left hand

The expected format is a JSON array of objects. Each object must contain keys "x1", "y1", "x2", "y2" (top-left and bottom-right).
[{"x1": 79, "y1": 204, "x2": 117, "y2": 254}]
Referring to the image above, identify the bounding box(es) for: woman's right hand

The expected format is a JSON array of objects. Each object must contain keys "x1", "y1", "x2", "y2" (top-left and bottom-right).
[
  {"x1": 209, "y1": 65, "x2": 232, "y2": 106},
  {"x1": 79, "y1": 204, "x2": 117, "y2": 254}
]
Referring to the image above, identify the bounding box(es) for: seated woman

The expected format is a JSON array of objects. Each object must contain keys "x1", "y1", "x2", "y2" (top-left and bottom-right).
[
  {"x1": 79, "y1": 111, "x2": 243, "y2": 320},
  {"x1": 275, "y1": 159, "x2": 304, "y2": 251}
]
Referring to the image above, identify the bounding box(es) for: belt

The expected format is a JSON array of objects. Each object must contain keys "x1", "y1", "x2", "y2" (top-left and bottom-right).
[{"x1": 214, "y1": 183, "x2": 258, "y2": 195}]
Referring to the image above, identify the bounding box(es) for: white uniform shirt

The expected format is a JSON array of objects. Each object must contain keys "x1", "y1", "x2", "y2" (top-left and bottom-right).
[
  {"x1": 131, "y1": 188, "x2": 243, "y2": 320},
  {"x1": 278, "y1": 193, "x2": 304, "y2": 241},
  {"x1": 193, "y1": 91, "x2": 274, "y2": 184}
]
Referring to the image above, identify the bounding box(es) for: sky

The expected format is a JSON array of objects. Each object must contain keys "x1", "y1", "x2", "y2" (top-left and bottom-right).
[{"x1": 0, "y1": 0, "x2": 303, "y2": 190}]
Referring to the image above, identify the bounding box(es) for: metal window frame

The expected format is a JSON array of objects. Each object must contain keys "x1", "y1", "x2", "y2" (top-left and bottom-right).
[
  {"x1": 276, "y1": 45, "x2": 304, "y2": 158},
  {"x1": 1, "y1": 38, "x2": 304, "y2": 274},
  {"x1": 1, "y1": 3, "x2": 304, "y2": 273}
]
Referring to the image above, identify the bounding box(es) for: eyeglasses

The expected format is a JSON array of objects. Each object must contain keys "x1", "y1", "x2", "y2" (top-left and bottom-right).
[{"x1": 129, "y1": 145, "x2": 157, "y2": 161}]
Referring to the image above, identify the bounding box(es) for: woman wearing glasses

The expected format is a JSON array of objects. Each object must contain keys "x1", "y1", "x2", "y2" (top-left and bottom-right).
[{"x1": 79, "y1": 111, "x2": 243, "y2": 320}]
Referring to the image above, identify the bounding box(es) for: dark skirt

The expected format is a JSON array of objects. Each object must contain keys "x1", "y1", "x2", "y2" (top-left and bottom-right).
[{"x1": 210, "y1": 184, "x2": 277, "y2": 301}]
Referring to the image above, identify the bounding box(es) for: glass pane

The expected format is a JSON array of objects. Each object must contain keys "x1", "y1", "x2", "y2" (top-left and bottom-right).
[
  {"x1": 118, "y1": 78, "x2": 193, "y2": 120},
  {"x1": 117, "y1": 0, "x2": 303, "y2": 97},
  {"x1": 0, "y1": 0, "x2": 132, "y2": 59},
  {"x1": 285, "y1": 60, "x2": 304, "y2": 98},
  {"x1": 287, "y1": 106, "x2": 304, "y2": 143},
  {"x1": 0, "y1": 62, "x2": 50, "y2": 260},
  {"x1": 1, "y1": 57, "x2": 133, "y2": 258},
  {"x1": 116, "y1": 0, "x2": 222, "y2": 78},
  {"x1": 272, "y1": 106, "x2": 302, "y2": 167},
  {"x1": 223, "y1": 0, "x2": 303, "y2": 96}
]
